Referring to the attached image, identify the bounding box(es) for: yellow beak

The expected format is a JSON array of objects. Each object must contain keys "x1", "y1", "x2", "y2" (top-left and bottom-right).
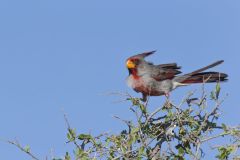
[{"x1": 126, "y1": 60, "x2": 136, "y2": 69}]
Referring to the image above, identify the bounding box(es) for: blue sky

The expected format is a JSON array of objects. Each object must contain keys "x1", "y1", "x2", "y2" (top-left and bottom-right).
[{"x1": 0, "y1": 0, "x2": 239, "y2": 159}]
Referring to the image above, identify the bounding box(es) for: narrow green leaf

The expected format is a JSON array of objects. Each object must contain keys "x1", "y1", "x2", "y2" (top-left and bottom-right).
[
  {"x1": 215, "y1": 83, "x2": 221, "y2": 99},
  {"x1": 78, "y1": 134, "x2": 92, "y2": 140},
  {"x1": 64, "y1": 152, "x2": 71, "y2": 160},
  {"x1": 24, "y1": 145, "x2": 30, "y2": 153},
  {"x1": 221, "y1": 123, "x2": 228, "y2": 132}
]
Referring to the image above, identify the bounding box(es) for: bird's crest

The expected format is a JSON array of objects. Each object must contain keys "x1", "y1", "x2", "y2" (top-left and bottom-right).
[{"x1": 130, "y1": 50, "x2": 156, "y2": 59}]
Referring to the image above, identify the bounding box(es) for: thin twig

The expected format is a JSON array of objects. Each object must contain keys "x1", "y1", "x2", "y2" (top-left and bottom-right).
[
  {"x1": 201, "y1": 131, "x2": 231, "y2": 143},
  {"x1": 63, "y1": 112, "x2": 82, "y2": 150},
  {"x1": 7, "y1": 139, "x2": 40, "y2": 160},
  {"x1": 144, "y1": 106, "x2": 162, "y2": 126}
]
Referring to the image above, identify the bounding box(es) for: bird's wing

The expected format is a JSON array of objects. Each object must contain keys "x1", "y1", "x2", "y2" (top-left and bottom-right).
[
  {"x1": 150, "y1": 63, "x2": 182, "y2": 81},
  {"x1": 157, "y1": 63, "x2": 181, "y2": 70}
]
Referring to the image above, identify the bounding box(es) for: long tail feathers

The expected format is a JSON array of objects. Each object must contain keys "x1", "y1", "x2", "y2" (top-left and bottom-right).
[
  {"x1": 181, "y1": 60, "x2": 228, "y2": 84},
  {"x1": 187, "y1": 60, "x2": 224, "y2": 76},
  {"x1": 182, "y1": 72, "x2": 228, "y2": 84}
]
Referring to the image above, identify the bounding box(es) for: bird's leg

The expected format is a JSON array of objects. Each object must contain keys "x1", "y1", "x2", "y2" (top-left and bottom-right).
[
  {"x1": 141, "y1": 94, "x2": 147, "y2": 102},
  {"x1": 163, "y1": 92, "x2": 173, "y2": 109},
  {"x1": 164, "y1": 92, "x2": 170, "y2": 99},
  {"x1": 165, "y1": 92, "x2": 172, "y2": 104}
]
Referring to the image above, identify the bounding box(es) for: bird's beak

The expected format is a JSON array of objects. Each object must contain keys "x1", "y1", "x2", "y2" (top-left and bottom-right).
[{"x1": 126, "y1": 60, "x2": 135, "y2": 69}]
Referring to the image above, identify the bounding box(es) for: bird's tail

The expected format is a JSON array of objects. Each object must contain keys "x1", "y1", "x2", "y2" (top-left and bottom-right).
[
  {"x1": 181, "y1": 72, "x2": 228, "y2": 84},
  {"x1": 176, "y1": 60, "x2": 228, "y2": 84}
]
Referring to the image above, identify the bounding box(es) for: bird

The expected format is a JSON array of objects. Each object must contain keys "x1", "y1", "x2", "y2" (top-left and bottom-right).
[{"x1": 126, "y1": 51, "x2": 228, "y2": 101}]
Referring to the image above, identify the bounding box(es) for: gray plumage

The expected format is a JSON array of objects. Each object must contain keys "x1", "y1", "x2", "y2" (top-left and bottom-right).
[{"x1": 126, "y1": 51, "x2": 228, "y2": 101}]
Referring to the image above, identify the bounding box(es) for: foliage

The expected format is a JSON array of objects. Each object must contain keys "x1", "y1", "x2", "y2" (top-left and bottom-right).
[{"x1": 8, "y1": 84, "x2": 240, "y2": 159}]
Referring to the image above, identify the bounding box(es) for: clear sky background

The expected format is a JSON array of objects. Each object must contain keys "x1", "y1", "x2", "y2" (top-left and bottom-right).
[{"x1": 0, "y1": 0, "x2": 239, "y2": 159}]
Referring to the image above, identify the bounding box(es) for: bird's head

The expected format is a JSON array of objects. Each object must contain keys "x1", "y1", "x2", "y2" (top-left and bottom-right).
[{"x1": 126, "y1": 50, "x2": 156, "y2": 70}]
